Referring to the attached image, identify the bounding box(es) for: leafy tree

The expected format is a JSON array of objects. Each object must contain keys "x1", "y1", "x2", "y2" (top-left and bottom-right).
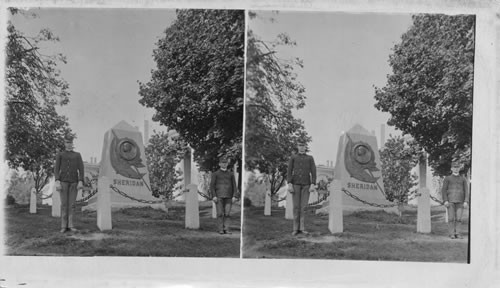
[
  {"x1": 139, "y1": 9, "x2": 244, "y2": 172},
  {"x1": 6, "y1": 8, "x2": 73, "y2": 193},
  {"x1": 374, "y1": 14, "x2": 474, "y2": 176},
  {"x1": 245, "y1": 11, "x2": 310, "y2": 197},
  {"x1": 145, "y1": 131, "x2": 189, "y2": 200},
  {"x1": 379, "y1": 135, "x2": 422, "y2": 216}
]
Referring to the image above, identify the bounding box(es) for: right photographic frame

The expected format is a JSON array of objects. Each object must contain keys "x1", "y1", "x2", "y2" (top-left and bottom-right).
[{"x1": 243, "y1": 10, "x2": 474, "y2": 263}]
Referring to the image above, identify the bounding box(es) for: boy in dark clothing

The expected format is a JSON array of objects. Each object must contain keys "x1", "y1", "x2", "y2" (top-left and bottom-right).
[
  {"x1": 54, "y1": 135, "x2": 84, "y2": 233},
  {"x1": 210, "y1": 156, "x2": 239, "y2": 234},
  {"x1": 441, "y1": 161, "x2": 469, "y2": 239},
  {"x1": 287, "y1": 141, "x2": 316, "y2": 236}
]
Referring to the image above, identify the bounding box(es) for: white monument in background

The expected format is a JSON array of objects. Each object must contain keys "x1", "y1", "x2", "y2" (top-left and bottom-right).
[
  {"x1": 333, "y1": 124, "x2": 395, "y2": 212},
  {"x1": 84, "y1": 121, "x2": 161, "y2": 211}
]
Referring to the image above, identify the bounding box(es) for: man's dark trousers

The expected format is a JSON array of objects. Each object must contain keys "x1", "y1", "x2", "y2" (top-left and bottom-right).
[
  {"x1": 216, "y1": 197, "x2": 232, "y2": 232},
  {"x1": 447, "y1": 202, "x2": 464, "y2": 236},
  {"x1": 292, "y1": 184, "x2": 310, "y2": 232},
  {"x1": 60, "y1": 181, "x2": 78, "y2": 229}
]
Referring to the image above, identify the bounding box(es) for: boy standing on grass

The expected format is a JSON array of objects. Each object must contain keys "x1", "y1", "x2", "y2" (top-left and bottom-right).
[
  {"x1": 287, "y1": 140, "x2": 316, "y2": 236},
  {"x1": 54, "y1": 135, "x2": 84, "y2": 233},
  {"x1": 210, "y1": 156, "x2": 239, "y2": 235},
  {"x1": 441, "y1": 161, "x2": 469, "y2": 239}
]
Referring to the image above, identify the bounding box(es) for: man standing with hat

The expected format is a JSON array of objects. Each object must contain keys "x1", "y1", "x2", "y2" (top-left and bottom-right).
[
  {"x1": 210, "y1": 156, "x2": 239, "y2": 234},
  {"x1": 54, "y1": 135, "x2": 84, "y2": 233},
  {"x1": 441, "y1": 161, "x2": 469, "y2": 239},
  {"x1": 287, "y1": 140, "x2": 316, "y2": 236}
]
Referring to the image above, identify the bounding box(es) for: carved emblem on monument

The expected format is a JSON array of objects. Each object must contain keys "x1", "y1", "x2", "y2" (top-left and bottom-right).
[
  {"x1": 110, "y1": 131, "x2": 146, "y2": 179},
  {"x1": 344, "y1": 134, "x2": 379, "y2": 183}
]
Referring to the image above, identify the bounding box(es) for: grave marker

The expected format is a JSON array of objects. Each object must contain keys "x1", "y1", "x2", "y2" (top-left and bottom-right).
[
  {"x1": 333, "y1": 125, "x2": 395, "y2": 212},
  {"x1": 85, "y1": 121, "x2": 160, "y2": 211}
]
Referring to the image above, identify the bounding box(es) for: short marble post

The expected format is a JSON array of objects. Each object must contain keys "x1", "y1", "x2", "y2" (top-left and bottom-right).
[
  {"x1": 417, "y1": 154, "x2": 431, "y2": 233},
  {"x1": 328, "y1": 179, "x2": 343, "y2": 233},
  {"x1": 52, "y1": 185, "x2": 61, "y2": 217},
  {"x1": 29, "y1": 187, "x2": 37, "y2": 214},
  {"x1": 285, "y1": 191, "x2": 293, "y2": 219},
  {"x1": 97, "y1": 176, "x2": 112, "y2": 231},
  {"x1": 212, "y1": 201, "x2": 217, "y2": 219},
  {"x1": 185, "y1": 184, "x2": 199, "y2": 229},
  {"x1": 417, "y1": 188, "x2": 431, "y2": 233},
  {"x1": 264, "y1": 190, "x2": 271, "y2": 216}
]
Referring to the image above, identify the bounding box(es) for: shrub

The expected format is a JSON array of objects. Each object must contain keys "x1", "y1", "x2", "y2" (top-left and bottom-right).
[
  {"x1": 243, "y1": 197, "x2": 252, "y2": 207},
  {"x1": 5, "y1": 194, "x2": 17, "y2": 206}
]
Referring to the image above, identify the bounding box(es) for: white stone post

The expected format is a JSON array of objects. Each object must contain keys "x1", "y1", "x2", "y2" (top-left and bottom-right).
[
  {"x1": 417, "y1": 154, "x2": 431, "y2": 233},
  {"x1": 52, "y1": 185, "x2": 61, "y2": 217},
  {"x1": 328, "y1": 179, "x2": 343, "y2": 233},
  {"x1": 417, "y1": 188, "x2": 431, "y2": 233},
  {"x1": 185, "y1": 184, "x2": 200, "y2": 229},
  {"x1": 212, "y1": 201, "x2": 217, "y2": 219},
  {"x1": 97, "y1": 176, "x2": 112, "y2": 231},
  {"x1": 445, "y1": 208, "x2": 449, "y2": 223},
  {"x1": 29, "y1": 187, "x2": 37, "y2": 214},
  {"x1": 264, "y1": 190, "x2": 271, "y2": 216},
  {"x1": 285, "y1": 191, "x2": 293, "y2": 219}
]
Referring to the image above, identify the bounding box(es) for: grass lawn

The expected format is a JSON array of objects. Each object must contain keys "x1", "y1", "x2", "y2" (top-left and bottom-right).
[
  {"x1": 5, "y1": 202, "x2": 241, "y2": 257},
  {"x1": 242, "y1": 205, "x2": 469, "y2": 262}
]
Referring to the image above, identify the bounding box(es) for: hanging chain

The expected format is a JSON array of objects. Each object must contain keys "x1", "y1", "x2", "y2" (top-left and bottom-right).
[
  {"x1": 341, "y1": 188, "x2": 398, "y2": 208},
  {"x1": 198, "y1": 191, "x2": 212, "y2": 200},
  {"x1": 109, "y1": 184, "x2": 165, "y2": 204},
  {"x1": 38, "y1": 193, "x2": 53, "y2": 200},
  {"x1": 307, "y1": 193, "x2": 329, "y2": 206},
  {"x1": 75, "y1": 189, "x2": 99, "y2": 203},
  {"x1": 429, "y1": 194, "x2": 445, "y2": 206}
]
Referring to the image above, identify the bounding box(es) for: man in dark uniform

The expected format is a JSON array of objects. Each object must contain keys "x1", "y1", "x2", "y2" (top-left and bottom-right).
[
  {"x1": 54, "y1": 135, "x2": 84, "y2": 233},
  {"x1": 210, "y1": 156, "x2": 239, "y2": 234},
  {"x1": 287, "y1": 141, "x2": 316, "y2": 236},
  {"x1": 441, "y1": 161, "x2": 469, "y2": 239}
]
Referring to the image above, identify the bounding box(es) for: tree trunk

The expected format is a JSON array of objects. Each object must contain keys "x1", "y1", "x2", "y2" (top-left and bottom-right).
[{"x1": 397, "y1": 201, "x2": 404, "y2": 219}]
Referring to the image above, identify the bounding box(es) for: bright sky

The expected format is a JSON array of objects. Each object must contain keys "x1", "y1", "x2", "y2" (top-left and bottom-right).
[
  {"x1": 249, "y1": 11, "x2": 413, "y2": 165},
  {"x1": 10, "y1": 8, "x2": 178, "y2": 163},
  {"x1": 10, "y1": 9, "x2": 413, "y2": 167}
]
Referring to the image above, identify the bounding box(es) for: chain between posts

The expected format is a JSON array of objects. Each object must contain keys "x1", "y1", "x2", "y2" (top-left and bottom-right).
[
  {"x1": 429, "y1": 194, "x2": 445, "y2": 206},
  {"x1": 110, "y1": 184, "x2": 165, "y2": 204},
  {"x1": 75, "y1": 189, "x2": 99, "y2": 203},
  {"x1": 267, "y1": 190, "x2": 328, "y2": 205},
  {"x1": 268, "y1": 193, "x2": 286, "y2": 203},
  {"x1": 38, "y1": 193, "x2": 53, "y2": 200},
  {"x1": 342, "y1": 188, "x2": 398, "y2": 208},
  {"x1": 307, "y1": 193, "x2": 329, "y2": 206},
  {"x1": 198, "y1": 191, "x2": 212, "y2": 200}
]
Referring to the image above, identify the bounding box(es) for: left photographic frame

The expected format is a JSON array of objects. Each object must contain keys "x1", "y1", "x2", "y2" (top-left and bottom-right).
[{"x1": 4, "y1": 8, "x2": 244, "y2": 257}]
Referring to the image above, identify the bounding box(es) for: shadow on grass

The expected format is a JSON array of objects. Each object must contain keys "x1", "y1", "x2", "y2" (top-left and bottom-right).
[
  {"x1": 242, "y1": 205, "x2": 469, "y2": 262},
  {"x1": 5, "y1": 203, "x2": 241, "y2": 257}
]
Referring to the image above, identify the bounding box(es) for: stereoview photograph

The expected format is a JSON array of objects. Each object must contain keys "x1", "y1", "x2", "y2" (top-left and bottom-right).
[
  {"x1": 243, "y1": 10, "x2": 473, "y2": 263},
  {"x1": 4, "y1": 8, "x2": 244, "y2": 257}
]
